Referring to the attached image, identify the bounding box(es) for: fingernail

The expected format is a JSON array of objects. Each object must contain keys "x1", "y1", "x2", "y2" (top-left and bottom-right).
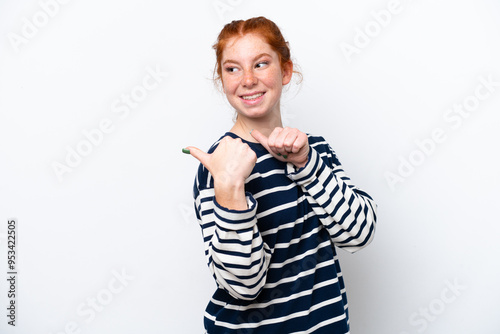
[
  {"x1": 182, "y1": 148, "x2": 190, "y2": 154},
  {"x1": 277, "y1": 153, "x2": 282, "y2": 156},
  {"x1": 283, "y1": 155, "x2": 288, "y2": 159}
]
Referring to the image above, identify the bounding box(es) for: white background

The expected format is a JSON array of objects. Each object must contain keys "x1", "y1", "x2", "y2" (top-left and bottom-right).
[{"x1": 1, "y1": 0, "x2": 499, "y2": 333}]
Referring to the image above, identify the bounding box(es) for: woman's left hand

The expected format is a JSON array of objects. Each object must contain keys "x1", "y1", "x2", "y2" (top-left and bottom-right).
[{"x1": 251, "y1": 127, "x2": 309, "y2": 168}]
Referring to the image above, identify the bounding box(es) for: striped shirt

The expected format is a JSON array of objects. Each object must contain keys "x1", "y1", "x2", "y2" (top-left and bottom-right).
[{"x1": 193, "y1": 132, "x2": 377, "y2": 333}]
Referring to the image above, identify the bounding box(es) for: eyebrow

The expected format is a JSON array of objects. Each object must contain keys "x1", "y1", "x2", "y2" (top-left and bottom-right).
[{"x1": 222, "y1": 53, "x2": 272, "y2": 65}]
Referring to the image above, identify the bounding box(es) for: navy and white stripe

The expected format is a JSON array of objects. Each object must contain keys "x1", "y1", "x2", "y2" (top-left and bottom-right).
[{"x1": 193, "y1": 132, "x2": 377, "y2": 333}]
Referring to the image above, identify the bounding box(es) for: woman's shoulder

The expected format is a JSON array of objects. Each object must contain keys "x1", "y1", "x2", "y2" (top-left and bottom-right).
[
  {"x1": 306, "y1": 133, "x2": 327, "y2": 143},
  {"x1": 306, "y1": 133, "x2": 341, "y2": 165},
  {"x1": 205, "y1": 133, "x2": 227, "y2": 154},
  {"x1": 208, "y1": 132, "x2": 268, "y2": 155},
  {"x1": 206, "y1": 132, "x2": 244, "y2": 153},
  {"x1": 306, "y1": 133, "x2": 332, "y2": 150}
]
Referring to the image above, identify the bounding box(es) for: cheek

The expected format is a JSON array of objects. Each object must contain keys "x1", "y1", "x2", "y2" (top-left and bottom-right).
[
  {"x1": 222, "y1": 76, "x2": 238, "y2": 93},
  {"x1": 262, "y1": 68, "x2": 283, "y2": 88}
]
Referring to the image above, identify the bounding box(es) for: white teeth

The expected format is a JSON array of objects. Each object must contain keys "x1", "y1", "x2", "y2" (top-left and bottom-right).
[{"x1": 242, "y1": 93, "x2": 264, "y2": 100}]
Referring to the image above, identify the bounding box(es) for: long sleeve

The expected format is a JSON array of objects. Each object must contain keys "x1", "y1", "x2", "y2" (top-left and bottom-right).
[
  {"x1": 285, "y1": 136, "x2": 377, "y2": 253},
  {"x1": 194, "y1": 168, "x2": 272, "y2": 301},
  {"x1": 197, "y1": 133, "x2": 374, "y2": 333}
]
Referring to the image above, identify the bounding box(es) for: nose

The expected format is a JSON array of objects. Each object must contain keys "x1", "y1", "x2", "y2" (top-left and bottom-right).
[{"x1": 242, "y1": 69, "x2": 257, "y2": 87}]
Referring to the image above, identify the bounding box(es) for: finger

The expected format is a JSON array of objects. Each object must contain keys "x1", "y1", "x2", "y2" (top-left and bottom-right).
[
  {"x1": 267, "y1": 127, "x2": 281, "y2": 148},
  {"x1": 250, "y1": 129, "x2": 270, "y2": 150},
  {"x1": 184, "y1": 146, "x2": 211, "y2": 169},
  {"x1": 251, "y1": 128, "x2": 292, "y2": 160},
  {"x1": 268, "y1": 127, "x2": 287, "y2": 155},
  {"x1": 291, "y1": 132, "x2": 309, "y2": 153},
  {"x1": 250, "y1": 129, "x2": 282, "y2": 157},
  {"x1": 281, "y1": 129, "x2": 299, "y2": 153},
  {"x1": 273, "y1": 128, "x2": 299, "y2": 156}
]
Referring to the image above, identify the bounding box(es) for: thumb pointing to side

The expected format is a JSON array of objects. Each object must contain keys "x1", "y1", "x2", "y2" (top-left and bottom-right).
[
  {"x1": 183, "y1": 146, "x2": 211, "y2": 170},
  {"x1": 250, "y1": 129, "x2": 272, "y2": 153},
  {"x1": 250, "y1": 129, "x2": 286, "y2": 159}
]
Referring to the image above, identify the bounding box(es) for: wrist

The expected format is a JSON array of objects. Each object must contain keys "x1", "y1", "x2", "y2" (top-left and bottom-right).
[
  {"x1": 214, "y1": 179, "x2": 247, "y2": 210},
  {"x1": 293, "y1": 149, "x2": 310, "y2": 169},
  {"x1": 293, "y1": 160, "x2": 307, "y2": 169}
]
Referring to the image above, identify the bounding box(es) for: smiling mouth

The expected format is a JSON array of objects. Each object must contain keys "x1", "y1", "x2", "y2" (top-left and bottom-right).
[{"x1": 240, "y1": 92, "x2": 265, "y2": 100}]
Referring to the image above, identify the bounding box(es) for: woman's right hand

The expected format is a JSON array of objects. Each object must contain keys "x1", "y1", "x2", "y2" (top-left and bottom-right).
[{"x1": 185, "y1": 137, "x2": 257, "y2": 210}]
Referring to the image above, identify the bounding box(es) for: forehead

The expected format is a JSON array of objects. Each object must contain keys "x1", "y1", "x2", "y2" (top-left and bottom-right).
[{"x1": 222, "y1": 33, "x2": 277, "y2": 61}]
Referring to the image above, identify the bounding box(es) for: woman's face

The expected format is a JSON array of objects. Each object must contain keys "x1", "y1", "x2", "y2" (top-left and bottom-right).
[{"x1": 221, "y1": 33, "x2": 292, "y2": 122}]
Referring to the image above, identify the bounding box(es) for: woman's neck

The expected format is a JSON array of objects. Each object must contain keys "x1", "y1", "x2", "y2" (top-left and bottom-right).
[{"x1": 230, "y1": 113, "x2": 283, "y2": 143}]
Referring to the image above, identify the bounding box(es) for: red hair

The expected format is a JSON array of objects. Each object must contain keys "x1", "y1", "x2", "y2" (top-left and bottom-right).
[{"x1": 212, "y1": 16, "x2": 300, "y2": 86}]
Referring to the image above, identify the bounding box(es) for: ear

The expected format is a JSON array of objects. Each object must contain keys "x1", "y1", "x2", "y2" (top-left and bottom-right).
[{"x1": 282, "y1": 60, "x2": 293, "y2": 85}]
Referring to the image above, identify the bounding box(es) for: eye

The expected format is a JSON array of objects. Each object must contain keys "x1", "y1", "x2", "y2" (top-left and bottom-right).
[
  {"x1": 255, "y1": 61, "x2": 269, "y2": 69},
  {"x1": 225, "y1": 67, "x2": 239, "y2": 73}
]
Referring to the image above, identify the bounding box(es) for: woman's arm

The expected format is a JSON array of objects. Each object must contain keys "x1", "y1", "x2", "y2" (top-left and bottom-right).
[
  {"x1": 250, "y1": 128, "x2": 376, "y2": 253},
  {"x1": 189, "y1": 137, "x2": 272, "y2": 300},
  {"x1": 286, "y1": 136, "x2": 377, "y2": 253},
  {"x1": 194, "y1": 185, "x2": 272, "y2": 300}
]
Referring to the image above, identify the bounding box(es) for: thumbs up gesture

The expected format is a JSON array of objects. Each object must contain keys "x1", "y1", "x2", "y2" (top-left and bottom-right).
[
  {"x1": 251, "y1": 127, "x2": 309, "y2": 168},
  {"x1": 185, "y1": 137, "x2": 257, "y2": 210}
]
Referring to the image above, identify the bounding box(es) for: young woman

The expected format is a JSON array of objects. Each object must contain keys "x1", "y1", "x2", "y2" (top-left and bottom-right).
[{"x1": 184, "y1": 16, "x2": 377, "y2": 334}]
